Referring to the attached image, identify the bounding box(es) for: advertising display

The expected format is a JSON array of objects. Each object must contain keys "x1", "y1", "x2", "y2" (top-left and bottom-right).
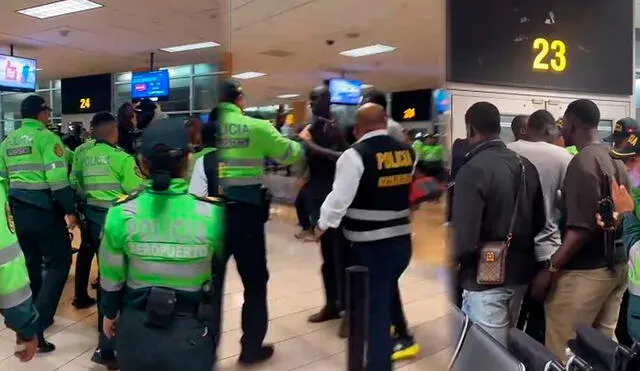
[
  {"x1": 131, "y1": 70, "x2": 170, "y2": 100},
  {"x1": 329, "y1": 79, "x2": 363, "y2": 105},
  {"x1": 0, "y1": 55, "x2": 37, "y2": 92},
  {"x1": 448, "y1": 0, "x2": 634, "y2": 95}
]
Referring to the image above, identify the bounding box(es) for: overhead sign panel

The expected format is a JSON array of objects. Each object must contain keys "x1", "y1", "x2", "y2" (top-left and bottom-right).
[{"x1": 447, "y1": 0, "x2": 634, "y2": 95}]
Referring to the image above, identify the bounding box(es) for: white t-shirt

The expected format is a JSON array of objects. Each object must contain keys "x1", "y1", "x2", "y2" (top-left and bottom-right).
[{"x1": 507, "y1": 140, "x2": 573, "y2": 261}]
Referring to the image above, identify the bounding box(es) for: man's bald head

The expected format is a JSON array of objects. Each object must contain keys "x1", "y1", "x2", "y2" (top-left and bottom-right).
[{"x1": 354, "y1": 103, "x2": 387, "y2": 139}]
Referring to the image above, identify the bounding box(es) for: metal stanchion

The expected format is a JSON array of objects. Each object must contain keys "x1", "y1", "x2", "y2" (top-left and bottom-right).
[{"x1": 346, "y1": 265, "x2": 369, "y2": 371}]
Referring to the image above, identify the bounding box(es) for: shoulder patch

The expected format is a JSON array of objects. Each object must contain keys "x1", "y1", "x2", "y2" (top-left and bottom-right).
[
  {"x1": 114, "y1": 190, "x2": 142, "y2": 205},
  {"x1": 54, "y1": 143, "x2": 64, "y2": 158}
]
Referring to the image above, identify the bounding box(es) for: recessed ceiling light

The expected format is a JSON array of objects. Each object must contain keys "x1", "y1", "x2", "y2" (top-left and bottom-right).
[
  {"x1": 361, "y1": 84, "x2": 373, "y2": 89},
  {"x1": 339, "y1": 44, "x2": 396, "y2": 58},
  {"x1": 160, "y1": 42, "x2": 220, "y2": 53},
  {"x1": 277, "y1": 94, "x2": 299, "y2": 99},
  {"x1": 232, "y1": 72, "x2": 267, "y2": 80},
  {"x1": 35, "y1": 68, "x2": 43, "y2": 71},
  {"x1": 18, "y1": 0, "x2": 103, "y2": 19}
]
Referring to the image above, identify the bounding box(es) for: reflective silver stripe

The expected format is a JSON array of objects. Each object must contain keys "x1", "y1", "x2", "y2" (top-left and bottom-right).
[
  {"x1": 126, "y1": 278, "x2": 202, "y2": 292},
  {"x1": 10, "y1": 182, "x2": 49, "y2": 190},
  {"x1": 222, "y1": 158, "x2": 264, "y2": 167},
  {"x1": 0, "y1": 242, "x2": 22, "y2": 266},
  {"x1": 220, "y1": 177, "x2": 262, "y2": 186},
  {"x1": 84, "y1": 168, "x2": 112, "y2": 176},
  {"x1": 45, "y1": 161, "x2": 65, "y2": 171},
  {"x1": 100, "y1": 248, "x2": 125, "y2": 267},
  {"x1": 7, "y1": 164, "x2": 43, "y2": 172},
  {"x1": 49, "y1": 181, "x2": 70, "y2": 191},
  {"x1": 346, "y1": 208, "x2": 410, "y2": 221},
  {"x1": 87, "y1": 199, "x2": 114, "y2": 209},
  {"x1": 130, "y1": 259, "x2": 211, "y2": 278},
  {"x1": 343, "y1": 224, "x2": 412, "y2": 242},
  {"x1": 101, "y1": 278, "x2": 124, "y2": 292},
  {"x1": 0, "y1": 284, "x2": 31, "y2": 309},
  {"x1": 85, "y1": 183, "x2": 121, "y2": 191},
  {"x1": 275, "y1": 143, "x2": 293, "y2": 163}
]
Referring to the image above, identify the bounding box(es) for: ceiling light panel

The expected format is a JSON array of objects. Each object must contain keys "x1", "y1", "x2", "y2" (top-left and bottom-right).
[
  {"x1": 277, "y1": 94, "x2": 299, "y2": 99},
  {"x1": 232, "y1": 72, "x2": 267, "y2": 80},
  {"x1": 160, "y1": 42, "x2": 220, "y2": 53},
  {"x1": 18, "y1": 0, "x2": 103, "y2": 19},
  {"x1": 339, "y1": 44, "x2": 396, "y2": 58}
]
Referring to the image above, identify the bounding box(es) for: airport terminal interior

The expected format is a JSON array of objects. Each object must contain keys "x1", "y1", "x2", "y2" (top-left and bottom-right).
[{"x1": 1, "y1": 0, "x2": 640, "y2": 370}]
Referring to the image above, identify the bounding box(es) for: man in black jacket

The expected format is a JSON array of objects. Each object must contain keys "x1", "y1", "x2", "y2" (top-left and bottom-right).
[{"x1": 453, "y1": 102, "x2": 545, "y2": 346}]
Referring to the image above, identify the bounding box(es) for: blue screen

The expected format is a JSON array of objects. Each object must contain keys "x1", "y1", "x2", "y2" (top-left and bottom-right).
[
  {"x1": 433, "y1": 89, "x2": 451, "y2": 114},
  {"x1": 131, "y1": 70, "x2": 170, "y2": 99},
  {"x1": 0, "y1": 55, "x2": 37, "y2": 92},
  {"x1": 329, "y1": 79, "x2": 362, "y2": 105}
]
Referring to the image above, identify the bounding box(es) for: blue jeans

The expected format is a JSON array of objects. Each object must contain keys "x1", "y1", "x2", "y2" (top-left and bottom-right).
[
  {"x1": 462, "y1": 285, "x2": 527, "y2": 346},
  {"x1": 352, "y1": 235, "x2": 412, "y2": 371}
]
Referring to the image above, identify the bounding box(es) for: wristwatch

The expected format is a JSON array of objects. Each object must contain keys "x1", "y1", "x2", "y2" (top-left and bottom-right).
[{"x1": 542, "y1": 259, "x2": 559, "y2": 273}]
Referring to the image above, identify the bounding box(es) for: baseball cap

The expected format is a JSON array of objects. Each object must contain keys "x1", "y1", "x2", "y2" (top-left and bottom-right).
[
  {"x1": 219, "y1": 79, "x2": 243, "y2": 103},
  {"x1": 610, "y1": 130, "x2": 640, "y2": 158},
  {"x1": 604, "y1": 117, "x2": 639, "y2": 144},
  {"x1": 140, "y1": 118, "x2": 190, "y2": 159},
  {"x1": 21, "y1": 95, "x2": 52, "y2": 117}
]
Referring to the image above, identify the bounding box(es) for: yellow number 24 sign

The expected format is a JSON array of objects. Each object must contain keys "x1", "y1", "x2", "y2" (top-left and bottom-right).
[
  {"x1": 80, "y1": 98, "x2": 91, "y2": 110},
  {"x1": 403, "y1": 108, "x2": 416, "y2": 120},
  {"x1": 532, "y1": 38, "x2": 567, "y2": 73}
]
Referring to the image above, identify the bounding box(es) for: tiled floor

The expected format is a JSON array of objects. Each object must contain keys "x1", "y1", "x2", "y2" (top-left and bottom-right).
[{"x1": 0, "y1": 204, "x2": 451, "y2": 370}]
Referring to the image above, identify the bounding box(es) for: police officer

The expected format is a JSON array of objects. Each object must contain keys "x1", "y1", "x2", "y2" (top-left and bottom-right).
[
  {"x1": 189, "y1": 80, "x2": 304, "y2": 364},
  {"x1": 0, "y1": 95, "x2": 78, "y2": 352},
  {"x1": 315, "y1": 103, "x2": 414, "y2": 371},
  {"x1": 99, "y1": 118, "x2": 224, "y2": 371},
  {"x1": 0, "y1": 174, "x2": 39, "y2": 363}
]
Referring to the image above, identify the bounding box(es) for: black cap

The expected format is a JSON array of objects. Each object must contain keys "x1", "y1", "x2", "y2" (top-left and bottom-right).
[
  {"x1": 137, "y1": 98, "x2": 157, "y2": 114},
  {"x1": 21, "y1": 95, "x2": 52, "y2": 117},
  {"x1": 140, "y1": 118, "x2": 190, "y2": 159},
  {"x1": 611, "y1": 130, "x2": 640, "y2": 158},
  {"x1": 604, "y1": 117, "x2": 639, "y2": 144},
  {"x1": 219, "y1": 79, "x2": 243, "y2": 103},
  {"x1": 90, "y1": 112, "x2": 116, "y2": 127}
]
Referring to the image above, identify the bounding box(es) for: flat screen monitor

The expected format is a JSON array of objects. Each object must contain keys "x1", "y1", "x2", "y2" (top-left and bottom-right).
[
  {"x1": 447, "y1": 0, "x2": 634, "y2": 95},
  {"x1": 61, "y1": 73, "x2": 112, "y2": 115},
  {"x1": 0, "y1": 55, "x2": 37, "y2": 93},
  {"x1": 329, "y1": 79, "x2": 362, "y2": 105},
  {"x1": 391, "y1": 89, "x2": 433, "y2": 122},
  {"x1": 131, "y1": 70, "x2": 170, "y2": 100},
  {"x1": 433, "y1": 89, "x2": 451, "y2": 114}
]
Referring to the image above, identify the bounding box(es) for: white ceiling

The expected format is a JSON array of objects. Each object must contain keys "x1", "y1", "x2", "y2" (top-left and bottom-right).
[{"x1": 0, "y1": 0, "x2": 445, "y2": 105}]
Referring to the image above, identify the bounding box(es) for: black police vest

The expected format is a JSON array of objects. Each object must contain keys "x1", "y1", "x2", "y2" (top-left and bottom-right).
[{"x1": 343, "y1": 135, "x2": 415, "y2": 242}]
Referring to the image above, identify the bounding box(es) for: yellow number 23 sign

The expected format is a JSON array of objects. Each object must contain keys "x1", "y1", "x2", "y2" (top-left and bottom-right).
[{"x1": 532, "y1": 38, "x2": 567, "y2": 73}]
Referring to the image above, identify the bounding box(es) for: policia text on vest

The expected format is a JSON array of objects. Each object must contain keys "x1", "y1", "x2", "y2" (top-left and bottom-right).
[{"x1": 376, "y1": 150, "x2": 414, "y2": 188}]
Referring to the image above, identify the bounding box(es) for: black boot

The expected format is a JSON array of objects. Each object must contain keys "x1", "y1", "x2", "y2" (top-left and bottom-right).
[
  {"x1": 307, "y1": 306, "x2": 340, "y2": 323},
  {"x1": 37, "y1": 332, "x2": 55, "y2": 353},
  {"x1": 238, "y1": 344, "x2": 274, "y2": 365},
  {"x1": 91, "y1": 348, "x2": 119, "y2": 370}
]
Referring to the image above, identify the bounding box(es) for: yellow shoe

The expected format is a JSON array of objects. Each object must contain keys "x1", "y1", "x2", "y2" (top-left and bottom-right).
[{"x1": 391, "y1": 336, "x2": 420, "y2": 361}]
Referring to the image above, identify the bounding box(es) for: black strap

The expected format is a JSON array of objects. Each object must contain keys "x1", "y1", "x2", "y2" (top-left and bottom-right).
[
  {"x1": 203, "y1": 150, "x2": 219, "y2": 197},
  {"x1": 506, "y1": 156, "x2": 526, "y2": 247}
]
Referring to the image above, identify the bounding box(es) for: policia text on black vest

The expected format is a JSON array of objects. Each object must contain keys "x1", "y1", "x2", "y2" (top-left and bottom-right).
[{"x1": 343, "y1": 136, "x2": 415, "y2": 242}]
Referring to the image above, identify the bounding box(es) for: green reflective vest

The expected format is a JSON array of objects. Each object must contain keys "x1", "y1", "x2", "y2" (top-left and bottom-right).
[
  {"x1": 0, "y1": 177, "x2": 38, "y2": 339},
  {"x1": 99, "y1": 179, "x2": 224, "y2": 317},
  {"x1": 0, "y1": 119, "x2": 70, "y2": 193},
  {"x1": 79, "y1": 141, "x2": 144, "y2": 209},
  {"x1": 566, "y1": 145, "x2": 578, "y2": 155},
  {"x1": 218, "y1": 102, "x2": 303, "y2": 204},
  {"x1": 625, "y1": 188, "x2": 640, "y2": 341},
  {"x1": 69, "y1": 139, "x2": 96, "y2": 197},
  {"x1": 412, "y1": 140, "x2": 425, "y2": 159},
  {"x1": 422, "y1": 144, "x2": 444, "y2": 162}
]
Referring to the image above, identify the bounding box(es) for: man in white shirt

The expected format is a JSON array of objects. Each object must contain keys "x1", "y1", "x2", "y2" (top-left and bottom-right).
[
  {"x1": 507, "y1": 109, "x2": 572, "y2": 343},
  {"x1": 315, "y1": 103, "x2": 416, "y2": 371}
]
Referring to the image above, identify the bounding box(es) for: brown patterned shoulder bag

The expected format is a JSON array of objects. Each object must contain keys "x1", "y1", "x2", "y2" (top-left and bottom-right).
[{"x1": 476, "y1": 157, "x2": 525, "y2": 285}]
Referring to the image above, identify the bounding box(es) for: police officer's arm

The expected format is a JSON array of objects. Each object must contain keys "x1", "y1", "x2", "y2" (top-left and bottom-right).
[
  {"x1": 317, "y1": 149, "x2": 364, "y2": 231},
  {"x1": 117, "y1": 155, "x2": 145, "y2": 194},
  {"x1": 0, "y1": 141, "x2": 8, "y2": 192},
  {"x1": 99, "y1": 206, "x2": 127, "y2": 319},
  {"x1": 257, "y1": 122, "x2": 304, "y2": 165},
  {"x1": 69, "y1": 150, "x2": 83, "y2": 193},
  {"x1": 41, "y1": 134, "x2": 76, "y2": 215}
]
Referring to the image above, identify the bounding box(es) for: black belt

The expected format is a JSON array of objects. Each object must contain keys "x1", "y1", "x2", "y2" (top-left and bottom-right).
[{"x1": 131, "y1": 298, "x2": 200, "y2": 316}]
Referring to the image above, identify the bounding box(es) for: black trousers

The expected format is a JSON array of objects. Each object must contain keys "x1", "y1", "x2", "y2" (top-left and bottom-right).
[
  {"x1": 294, "y1": 185, "x2": 311, "y2": 231},
  {"x1": 74, "y1": 217, "x2": 95, "y2": 300},
  {"x1": 10, "y1": 198, "x2": 72, "y2": 329},
  {"x1": 616, "y1": 290, "x2": 633, "y2": 347},
  {"x1": 516, "y1": 285, "x2": 546, "y2": 344},
  {"x1": 392, "y1": 283, "x2": 409, "y2": 337},
  {"x1": 212, "y1": 202, "x2": 269, "y2": 352},
  {"x1": 352, "y1": 235, "x2": 412, "y2": 371},
  {"x1": 116, "y1": 308, "x2": 214, "y2": 371}
]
